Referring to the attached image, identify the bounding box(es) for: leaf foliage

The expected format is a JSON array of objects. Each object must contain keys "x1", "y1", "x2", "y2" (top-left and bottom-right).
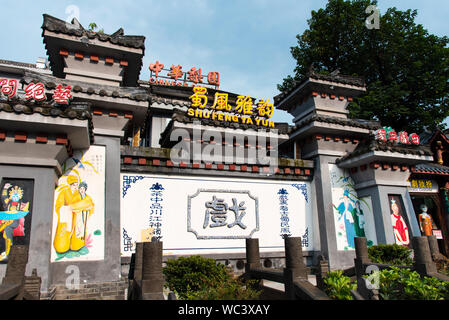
[{"x1": 279, "y1": 0, "x2": 449, "y2": 132}]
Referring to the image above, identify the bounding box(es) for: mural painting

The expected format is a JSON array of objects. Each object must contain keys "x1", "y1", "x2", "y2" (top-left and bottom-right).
[
  {"x1": 389, "y1": 194, "x2": 411, "y2": 247},
  {"x1": 329, "y1": 164, "x2": 377, "y2": 250},
  {"x1": 51, "y1": 145, "x2": 105, "y2": 262},
  {"x1": 121, "y1": 174, "x2": 313, "y2": 256},
  {"x1": 0, "y1": 179, "x2": 33, "y2": 262}
]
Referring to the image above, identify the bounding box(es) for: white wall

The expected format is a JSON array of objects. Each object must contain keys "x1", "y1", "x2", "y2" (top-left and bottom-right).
[{"x1": 120, "y1": 174, "x2": 313, "y2": 256}]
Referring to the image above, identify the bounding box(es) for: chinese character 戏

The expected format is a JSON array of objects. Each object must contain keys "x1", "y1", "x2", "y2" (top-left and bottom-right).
[{"x1": 203, "y1": 196, "x2": 248, "y2": 229}]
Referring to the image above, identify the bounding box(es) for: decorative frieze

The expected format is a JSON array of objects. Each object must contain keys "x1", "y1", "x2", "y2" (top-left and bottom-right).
[
  {"x1": 348, "y1": 162, "x2": 413, "y2": 173},
  {"x1": 1, "y1": 130, "x2": 74, "y2": 156},
  {"x1": 120, "y1": 154, "x2": 312, "y2": 177}
]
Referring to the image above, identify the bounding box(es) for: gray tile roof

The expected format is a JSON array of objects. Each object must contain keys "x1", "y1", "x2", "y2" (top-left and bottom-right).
[
  {"x1": 42, "y1": 14, "x2": 145, "y2": 50},
  {"x1": 0, "y1": 100, "x2": 91, "y2": 120},
  {"x1": 169, "y1": 109, "x2": 289, "y2": 133},
  {"x1": 289, "y1": 114, "x2": 381, "y2": 134},
  {"x1": 274, "y1": 69, "x2": 365, "y2": 105},
  {"x1": 0, "y1": 100, "x2": 94, "y2": 142},
  {"x1": 414, "y1": 163, "x2": 449, "y2": 175},
  {"x1": 337, "y1": 137, "x2": 433, "y2": 164}
]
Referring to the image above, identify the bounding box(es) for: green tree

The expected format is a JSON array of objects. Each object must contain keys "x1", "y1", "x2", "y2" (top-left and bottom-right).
[
  {"x1": 88, "y1": 22, "x2": 105, "y2": 34},
  {"x1": 88, "y1": 22, "x2": 98, "y2": 31},
  {"x1": 278, "y1": 0, "x2": 449, "y2": 133}
]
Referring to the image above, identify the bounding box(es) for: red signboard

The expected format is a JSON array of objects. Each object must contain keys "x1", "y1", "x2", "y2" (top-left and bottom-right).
[
  {"x1": 149, "y1": 61, "x2": 220, "y2": 89},
  {"x1": 0, "y1": 79, "x2": 18, "y2": 99},
  {"x1": 432, "y1": 229, "x2": 443, "y2": 240},
  {"x1": 0, "y1": 79, "x2": 73, "y2": 105},
  {"x1": 375, "y1": 127, "x2": 420, "y2": 145}
]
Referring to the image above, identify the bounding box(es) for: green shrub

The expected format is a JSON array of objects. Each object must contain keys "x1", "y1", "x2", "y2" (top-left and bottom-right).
[
  {"x1": 163, "y1": 255, "x2": 261, "y2": 300},
  {"x1": 371, "y1": 267, "x2": 449, "y2": 300},
  {"x1": 163, "y1": 255, "x2": 229, "y2": 299},
  {"x1": 185, "y1": 277, "x2": 261, "y2": 300},
  {"x1": 368, "y1": 244, "x2": 413, "y2": 266},
  {"x1": 323, "y1": 270, "x2": 356, "y2": 300}
]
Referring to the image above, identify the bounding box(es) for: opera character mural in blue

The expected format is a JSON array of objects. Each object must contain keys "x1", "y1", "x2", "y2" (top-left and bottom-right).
[{"x1": 329, "y1": 164, "x2": 376, "y2": 250}]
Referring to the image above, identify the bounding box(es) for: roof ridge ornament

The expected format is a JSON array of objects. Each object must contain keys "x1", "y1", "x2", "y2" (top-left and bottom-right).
[
  {"x1": 111, "y1": 28, "x2": 125, "y2": 38},
  {"x1": 70, "y1": 17, "x2": 84, "y2": 30}
]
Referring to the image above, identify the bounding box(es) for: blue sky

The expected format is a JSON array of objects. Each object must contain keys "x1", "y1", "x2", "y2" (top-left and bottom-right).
[{"x1": 2, "y1": 1, "x2": 448, "y2": 124}]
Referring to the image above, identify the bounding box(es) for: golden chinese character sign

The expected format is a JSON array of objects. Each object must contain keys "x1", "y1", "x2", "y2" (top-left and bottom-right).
[
  {"x1": 188, "y1": 86, "x2": 276, "y2": 129},
  {"x1": 408, "y1": 179, "x2": 438, "y2": 193}
]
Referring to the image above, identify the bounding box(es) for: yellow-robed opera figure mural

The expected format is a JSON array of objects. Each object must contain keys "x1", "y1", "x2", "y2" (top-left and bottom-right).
[
  {"x1": 53, "y1": 175, "x2": 94, "y2": 253},
  {"x1": 51, "y1": 146, "x2": 105, "y2": 262}
]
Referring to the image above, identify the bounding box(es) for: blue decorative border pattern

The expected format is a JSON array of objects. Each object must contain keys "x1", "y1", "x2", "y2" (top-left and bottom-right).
[
  {"x1": 292, "y1": 184, "x2": 308, "y2": 203},
  {"x1": 302, "y1": 227, "x2": 309, "y2": 248},
  {"x1": 122, "y1": 175, "x2": 144, "y2": 198}
]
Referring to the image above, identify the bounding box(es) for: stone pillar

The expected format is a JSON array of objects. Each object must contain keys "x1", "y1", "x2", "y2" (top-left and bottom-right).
[
  {"x1": 354, "y1": 237, "x2": 371, "y2": 265},
  {"x1": 314, "y1": 255, "x2": 329, "y2": 290},
  {"x1": 284, "y1": 237, "x2": 307, "y2": 278},
  {"x1": 354, "y1": 237, "x2": 370, "y2": 282},
  {"x1": 2, "y1": 245, "x2": 28, "y2": 285},
  {"x1": 427, "y1": 235, "x2": 441, "y2": 260},
  {"x1": 140, "y1": 241, "x2": 164, "y2": 300},
  {"x1": 413, "y1": 236, "x2": 437, "y2": 276},
  {"x1": 245, "y1": 238, "x2": 261, "y2": 272},
  {"x1": 24, "y1": 268, "x2": 41, "y2": 300},
  {"x1": 283, "y1": 237, "x2": 307, "y2": 299},
  {"x1": 134, "y1": 242, "x2": 144, "y2": 281},
  {"x1": 353, "y1": 237, "x2": 378, "y2": 300},
  {"x1": 2, "y1": 245, "x2": 29, "y2": 300}
]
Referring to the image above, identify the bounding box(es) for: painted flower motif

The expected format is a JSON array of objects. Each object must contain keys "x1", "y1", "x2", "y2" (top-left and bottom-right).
[{"x1": 86, "y1": 234, "x2": 93, "y2": 248}]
